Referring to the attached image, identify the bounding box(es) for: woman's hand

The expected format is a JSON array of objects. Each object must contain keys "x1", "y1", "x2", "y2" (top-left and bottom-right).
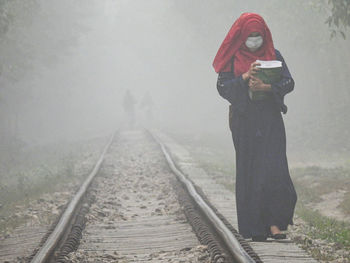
[
  {"x1": 248, "y1": 76, "x2": 271, "y2": 92},
  {"x1": 242, "y1": 61, "x2": 261, "y2": 81}
]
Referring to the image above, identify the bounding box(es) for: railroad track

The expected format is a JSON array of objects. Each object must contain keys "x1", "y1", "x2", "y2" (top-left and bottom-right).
[{"x1": 20, "y1": 129, "x2": 259, "y2": 263}]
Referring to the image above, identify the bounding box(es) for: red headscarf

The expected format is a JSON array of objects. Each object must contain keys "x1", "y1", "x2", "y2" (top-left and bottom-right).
[{"x1": 213, "y1": 13, "x2": 276, "y2": 75}]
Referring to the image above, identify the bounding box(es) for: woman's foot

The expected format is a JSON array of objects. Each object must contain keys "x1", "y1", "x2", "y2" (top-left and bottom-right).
[
  {"x1": 270, "y1": 225, "x2": 281, "y2": 235},
  {"x1": 270, "y1": 225, "x2": 286, "y2": 239}
]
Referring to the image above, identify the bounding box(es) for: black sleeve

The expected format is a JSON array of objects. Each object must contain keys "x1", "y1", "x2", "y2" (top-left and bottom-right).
[
  {"x1": 217, "y1": 71, "x2": 249, "y2": 114},
  {"x1": 271, "y1": 50, "x2": 295, "y2": 114}
]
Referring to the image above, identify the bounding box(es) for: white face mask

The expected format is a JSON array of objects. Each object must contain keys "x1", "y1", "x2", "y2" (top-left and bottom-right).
[{"x1": 245, "y1": 36, "x2": 263, "y2": 52}]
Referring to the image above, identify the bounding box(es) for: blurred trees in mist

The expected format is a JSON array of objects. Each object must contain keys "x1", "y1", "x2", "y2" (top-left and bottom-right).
[{"x1": 0, "y1": 0, "x2": 94, "y2": 170}]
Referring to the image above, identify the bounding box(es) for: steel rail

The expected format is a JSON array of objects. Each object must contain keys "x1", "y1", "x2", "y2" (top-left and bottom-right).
[
  {"x1": 150, "y1": 131, "x2": 255, "y2": 263},
  {"x1": 31, "y1": 133, "x2": 115, "y2": 263}
]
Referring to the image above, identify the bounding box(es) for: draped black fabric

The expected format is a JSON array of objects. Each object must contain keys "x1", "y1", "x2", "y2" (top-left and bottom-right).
[{"x1": 217, "y1": 49, "x2": 297, "y2": 238}]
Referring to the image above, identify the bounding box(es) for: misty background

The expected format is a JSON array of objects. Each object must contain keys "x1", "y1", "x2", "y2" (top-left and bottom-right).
[{"x1": 1, "y1": 0, "x2": 350, "y2": 169}]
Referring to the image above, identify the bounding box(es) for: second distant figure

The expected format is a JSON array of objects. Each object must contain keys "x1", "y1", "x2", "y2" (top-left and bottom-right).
[{"x1": 123, "y1": 89, "x2": 136, "y2": 128}]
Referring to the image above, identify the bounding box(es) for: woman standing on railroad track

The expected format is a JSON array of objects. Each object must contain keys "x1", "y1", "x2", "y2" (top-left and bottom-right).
[{"x1": 213, "y1": 13, "x2": 297, "y2": 242}]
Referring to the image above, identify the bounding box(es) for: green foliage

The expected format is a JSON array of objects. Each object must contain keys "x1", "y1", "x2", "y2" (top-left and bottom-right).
[
  {"x1": 0, "y1": 1, "x2": 11, "y2": 35},
  {"x1": 340, "y1": 191, "x2": 350, "y2": 215},
  {"x1": 290, "y1": 165, "x2": 350, "y2": 250},
  {"x1": 291, "y1": 166, "x2": 350, "y2": 211},
  {"x1": 297, "y1": 206, "x2": 350, "y2": 249},
  {"x1": 326, "y1": 0, "x2": 350, "y2": 38}
]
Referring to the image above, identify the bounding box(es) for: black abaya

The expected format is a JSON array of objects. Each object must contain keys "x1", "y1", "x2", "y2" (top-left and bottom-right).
[{"x1": 217, "y1": 49, "x2": 297, "y2": 238}]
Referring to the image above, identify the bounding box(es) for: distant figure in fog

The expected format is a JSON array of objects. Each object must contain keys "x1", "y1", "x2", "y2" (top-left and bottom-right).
[
  {"x1": 123, "y1": 89, "x2": 136, "y2": 128},
  {"x1": 213, "y1": 13, "x2": 297, "y2": 241}
]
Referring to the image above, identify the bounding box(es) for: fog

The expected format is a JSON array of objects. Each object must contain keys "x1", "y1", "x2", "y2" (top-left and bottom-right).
[
  {"x1": 2, "y1": 2, "x2": 350, "y2": 259},
  {"x1": 1, "y1": 0, "x2": 350, "y2": 159}
]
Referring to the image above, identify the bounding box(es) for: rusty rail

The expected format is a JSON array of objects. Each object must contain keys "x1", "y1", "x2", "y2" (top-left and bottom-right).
[{"x1": 149, "y1": 130, "x2": 255, "y2": 263}]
